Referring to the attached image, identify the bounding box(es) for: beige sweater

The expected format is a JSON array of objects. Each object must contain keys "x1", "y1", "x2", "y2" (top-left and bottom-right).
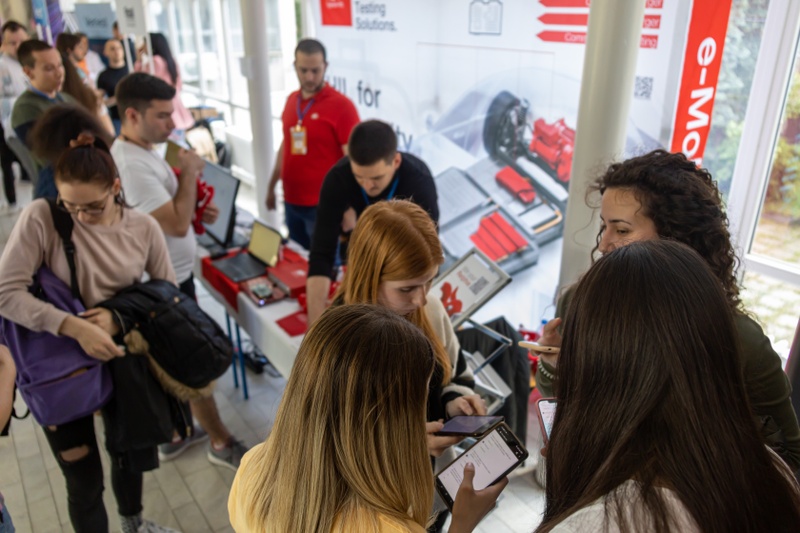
[{"x1": 0, "y1": 199, "x2": 176, "y2": 336}]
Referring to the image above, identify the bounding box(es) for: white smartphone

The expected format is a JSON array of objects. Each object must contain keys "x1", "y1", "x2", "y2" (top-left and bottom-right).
[
  {"x1": 536, "y1": 398, "x2": 557, "y2": 444},
  {"x1": 435, "y1": 422, "x2": 528, "y2": 510},
  {"x1": 518, "y1": 340, "x2": 560, "y2": 353}
]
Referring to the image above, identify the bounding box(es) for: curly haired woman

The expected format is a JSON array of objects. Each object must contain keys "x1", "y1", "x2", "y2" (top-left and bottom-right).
[{"x1": 535, "y1": 149, "x2": 800, "y2": 470}]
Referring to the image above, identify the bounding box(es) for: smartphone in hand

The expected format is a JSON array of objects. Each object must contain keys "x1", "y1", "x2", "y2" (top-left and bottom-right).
[
  {"x1": 435, "y1": 422, "x2": 528, "y2": 510},
  {"x1": 536, "y1": 398, "x2": 557, "y2": 444},
  {"x1": 434, "y1": 415, "x2": 503, "y2": 437},
  {"x1": 518, "y1": 340, "x2": 560, "y2": 353}
]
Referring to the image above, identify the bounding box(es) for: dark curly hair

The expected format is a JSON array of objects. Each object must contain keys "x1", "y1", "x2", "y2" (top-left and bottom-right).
[{"x1": 589, "y1": 149, "x2": 741, "y2": 310}]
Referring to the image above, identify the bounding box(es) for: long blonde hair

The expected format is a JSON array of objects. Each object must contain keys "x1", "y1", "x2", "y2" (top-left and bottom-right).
[
  {"x1": 236, "y1": 304, "x2": 436, "y2": 532},
  {"x1": 337, "y1": 200, "x2": 451, "y2": 384}
]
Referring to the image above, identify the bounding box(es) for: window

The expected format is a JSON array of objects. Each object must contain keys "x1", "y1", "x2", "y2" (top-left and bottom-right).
[
  {"x1": 726, "y1": 1, "x2": 800, "y2": 361},
  {"x1": 704, "y1": 0, "x2": 770, "y2": 198},
  {"x1": 152, "y1": 0, "x2": 291, "y2": 127}
]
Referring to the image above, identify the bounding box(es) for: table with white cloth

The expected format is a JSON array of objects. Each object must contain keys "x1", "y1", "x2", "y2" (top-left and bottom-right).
[{"x1": 194, "y1": 246, "x2": 305, "y2": 399}]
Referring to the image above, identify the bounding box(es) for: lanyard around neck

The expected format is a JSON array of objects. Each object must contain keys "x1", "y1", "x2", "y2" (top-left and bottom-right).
[
  {"x1": 361, "y1": 175, "x2": 400, "y2": 205},
  {"x1": 296, "y1": 95, "x2": 315, "y2": 125}
]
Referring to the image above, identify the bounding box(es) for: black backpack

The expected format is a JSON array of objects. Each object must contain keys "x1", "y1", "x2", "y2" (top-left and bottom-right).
[{"x1": 98, "y1": 280, "x2": 233, "y2": 390}]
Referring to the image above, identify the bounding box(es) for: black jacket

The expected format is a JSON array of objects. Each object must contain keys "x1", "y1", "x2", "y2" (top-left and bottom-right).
[{"x1": 98, "y1": 280, "x2": 233, "y2": 389}]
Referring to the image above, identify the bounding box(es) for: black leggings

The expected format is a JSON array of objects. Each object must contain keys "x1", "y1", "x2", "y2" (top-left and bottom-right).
[
  {"x1": 0, "y1": 122, "x2": 22, "y2": 205},
  {"x1": 43, "y1": 415, "x2": 143, "y2": 533}
]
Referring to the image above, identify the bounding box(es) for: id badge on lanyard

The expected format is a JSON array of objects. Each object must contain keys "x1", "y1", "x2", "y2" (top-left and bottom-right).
[
  {"x1": 291, "y1": 124, "x2": 307, "y2": 155},
  {"x1": 291, "y1": 96, "x2": 315, "y2": 155}
]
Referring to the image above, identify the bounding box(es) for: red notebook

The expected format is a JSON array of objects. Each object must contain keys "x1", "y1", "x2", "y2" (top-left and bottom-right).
[{"x1": 276, "y1": 310, "x2": 308, "y2": 336}]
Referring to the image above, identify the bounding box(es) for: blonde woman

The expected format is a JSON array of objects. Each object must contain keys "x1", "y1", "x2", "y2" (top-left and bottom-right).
[
  {"x1": 336, "y1": 200, "x2": 486, "y2": 457},
  {"x1": 228, "y1": 304, "x2": 504, "y2": 532}
]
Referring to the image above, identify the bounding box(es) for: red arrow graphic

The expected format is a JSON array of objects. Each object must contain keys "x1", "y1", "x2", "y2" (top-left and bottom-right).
[
  {"x1": 539, "y1": 0, "x2": 590, "y2": 7},
  {"x1": 538, "y1": 13, "x2": 662, "y2": 29},
  {"x1": 537, "y1": 31, "x2": 659, "y2": 49},
  {"x1": 537, "y1": 30, "x2": 587, "y2": 44},
  {"x1": 539, "y1": 0, "x2": 663, "y2": 7},
  {"x1": 538, "y1": 13, "x2": 588, "y2": 25}
]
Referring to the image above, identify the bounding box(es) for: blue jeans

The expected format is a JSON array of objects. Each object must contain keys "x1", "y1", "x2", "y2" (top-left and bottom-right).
[
  {"x1": 284, "y1": 203, "x2": 317, "y2": 250},
  {"x1": 0, "y1": 503, "x2": 15, "y2": 533}
]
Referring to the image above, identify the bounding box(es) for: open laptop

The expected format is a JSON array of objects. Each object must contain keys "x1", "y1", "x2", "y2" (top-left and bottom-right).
[
  {"x1": 212, "y1": 221, "x2": 283, "y2": 282},
  {"x1": 196, "y1": 162, "x2": 248, "y2": 251}
]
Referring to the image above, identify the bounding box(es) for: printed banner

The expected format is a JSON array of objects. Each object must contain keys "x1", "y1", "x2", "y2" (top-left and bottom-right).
[
  {"x1": 669, "y1": 0, "x2": 733, "y2": 164},
  {"x1": 310, "y1": 0, "x2": 732, "y2": 324}
]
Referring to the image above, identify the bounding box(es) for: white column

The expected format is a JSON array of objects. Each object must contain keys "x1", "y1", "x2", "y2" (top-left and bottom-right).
[
  {"x1": 557, "y1": 0, "x2": 646, "y2": 290},
  {"x1": 240, "y1": 0, "x2": 275, "y2": 221}
]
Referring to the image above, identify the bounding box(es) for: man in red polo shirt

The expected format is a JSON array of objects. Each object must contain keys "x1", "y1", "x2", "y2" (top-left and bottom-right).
[{"x1": 265, "y1": 38, "x2": 359, "y2": 249}]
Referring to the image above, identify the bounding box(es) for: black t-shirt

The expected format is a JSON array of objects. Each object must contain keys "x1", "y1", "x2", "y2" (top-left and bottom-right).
[
  {"x1": 308, "y1": 152, "x2": 440, "y2": 278},
  {"x1": 96, "y1": 66, "x2": 129, "y2": 121}
]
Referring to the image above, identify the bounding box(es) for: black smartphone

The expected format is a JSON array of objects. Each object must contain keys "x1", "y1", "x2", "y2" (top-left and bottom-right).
[
  {"x1": 536, "y1": 398, "x2": 557, "y2": 444},
  {"x1": 435, "y1": 422, "x2": 528, "y2": 510},
  {"x1": 434, "y1": 415, "x2": 503, "y2": 437}
]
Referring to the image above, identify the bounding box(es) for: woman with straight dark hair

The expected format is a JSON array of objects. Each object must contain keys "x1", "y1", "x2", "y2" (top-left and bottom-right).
[
  {"x1": 229, "y1": 304, "x2": 503, "y2": 532},
  {"x1": 535, "y1": 150, "x2": 800, "y2": 471},
  {"x1": 135, "y1": 33, "x2": 194, "y2": 136},
  {"x1": 59, "y1": 52, "x2": 115, "y2": 135},
  {"x1": 536, "y1": 240, "x2": 800, "y2": 533},
  {"x1": 0, "y1": 134, "x2": 177, "y2": 533}
]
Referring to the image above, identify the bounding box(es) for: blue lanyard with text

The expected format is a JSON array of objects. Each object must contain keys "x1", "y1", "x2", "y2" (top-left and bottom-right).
[
  {"x1": 296, "y1": 96, "x2": 315, "y2": 125},
  {"x1": 361, "y1": 176, "x2": 400, "y2": 205}
]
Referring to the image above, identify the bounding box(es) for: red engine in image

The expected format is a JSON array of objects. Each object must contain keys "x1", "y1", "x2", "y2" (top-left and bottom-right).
[{"x1": 529, "y1": 118, "x2": 575, "y2": 183}]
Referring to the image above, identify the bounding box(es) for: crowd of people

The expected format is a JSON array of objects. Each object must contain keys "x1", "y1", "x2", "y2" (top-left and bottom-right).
[{"x1": 0, "y1": 22, "x2": 799, "y2": 533}]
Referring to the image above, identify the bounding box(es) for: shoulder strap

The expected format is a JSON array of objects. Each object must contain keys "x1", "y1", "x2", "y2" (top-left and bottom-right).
[{"x1": 45, "y1": 198, "x2": 81, "y2": 301}]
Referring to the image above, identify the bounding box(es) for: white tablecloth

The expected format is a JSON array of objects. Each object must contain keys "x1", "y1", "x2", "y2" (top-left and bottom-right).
[{"x1": 194, "y1": 247, "x2": 304, "y2": 380}]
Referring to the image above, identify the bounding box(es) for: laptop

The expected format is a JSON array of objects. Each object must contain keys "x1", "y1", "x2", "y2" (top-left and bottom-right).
[
  {"x1": 196, "y1": 162, "x2": 248, "y2": 251},
  {"x1": 212, "y1": 221, "x2": 283, "y2": 282}
]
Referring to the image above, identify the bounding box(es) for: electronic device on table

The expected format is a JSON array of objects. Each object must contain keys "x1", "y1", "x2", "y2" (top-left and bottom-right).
[
  {"x1": 212, "y1": 221, "x2": 282, "y2": 282},
  {"x1": 196, "y1": 162, "x2": 248, "y2": 255}
]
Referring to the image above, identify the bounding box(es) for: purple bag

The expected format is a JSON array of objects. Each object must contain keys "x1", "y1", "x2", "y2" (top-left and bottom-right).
[
  {"x1": 1, "y1": 267, "x2": 113, "y2": 426},
  {"x1": 0, "y1": 200, "x2": 113, "y2": 426}
]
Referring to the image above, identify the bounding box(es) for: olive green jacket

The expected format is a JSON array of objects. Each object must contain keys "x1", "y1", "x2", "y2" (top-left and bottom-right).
[{"x1": 536, "y1": 286, "x2": 800, "y2": 470}]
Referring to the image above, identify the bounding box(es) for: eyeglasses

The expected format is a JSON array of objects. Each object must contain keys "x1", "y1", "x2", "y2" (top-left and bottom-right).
[{"x1": 56, "y1": 192, "x2": 112, "y2": 217}]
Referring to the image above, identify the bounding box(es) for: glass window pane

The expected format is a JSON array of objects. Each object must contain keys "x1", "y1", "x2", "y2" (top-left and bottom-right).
[
  {"x1": 750, "y1": 36, "x2": 800, "y2": 275},
  {"x1": 741, "y1": 271, "x2": 800, "y2": 362},
  {"x1": 173, "y1": 0, "x2": 200, "y2": 89},
  {"x1": 227, "y1": 0, "x2": 249, "y2": 107},
  {"x1": 703, "y1": 0, "x2": 770, "y2": 197},
  {"x1": 198, "y1": 0, "x2": 226, "y2": 96}
]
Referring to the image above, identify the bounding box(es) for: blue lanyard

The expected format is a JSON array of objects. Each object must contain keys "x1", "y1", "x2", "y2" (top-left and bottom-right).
[
  {"x1": 361, "y1": 175, "x2": 400, "y2": 205},
  {"x1": 28, "y1": 87, "x2": 62, "y2": 102},
  {"x1": 295, "y1": 96, "x2": 315, "y2": 125}
]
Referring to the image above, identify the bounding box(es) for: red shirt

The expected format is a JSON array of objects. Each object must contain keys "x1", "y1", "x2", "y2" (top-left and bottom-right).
[{"x1": 280, "y1": 84, "x2": 360, "y2": 206}]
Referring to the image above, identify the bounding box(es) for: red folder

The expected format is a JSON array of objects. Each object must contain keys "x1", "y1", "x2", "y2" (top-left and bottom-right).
[{"x1": 276, "y1": 310, "x2": 308, "y2": 336}]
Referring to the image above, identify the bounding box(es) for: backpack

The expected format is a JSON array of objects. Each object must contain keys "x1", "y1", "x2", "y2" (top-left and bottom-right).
[
  {"x1": 0, "y1": 200, "x2": 113, "y2": 426},
  {"x1": 98, "y1": 279, "x2": 233, "y2": 391}
]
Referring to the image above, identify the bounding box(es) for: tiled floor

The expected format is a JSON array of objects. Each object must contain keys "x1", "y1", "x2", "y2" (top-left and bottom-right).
[{"x1": 0, "y1": 178, "x2": 547, "y2": 532}]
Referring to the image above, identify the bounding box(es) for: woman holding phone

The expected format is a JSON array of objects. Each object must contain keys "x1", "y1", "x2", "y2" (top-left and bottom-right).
[
  {"x1": 228, "y1": 304, "x2": 506, "y2": 532},
  {"x1": 334, "y1": 200, "x2": 487, "y2": 457},
  {"x1": 536, "y1": 240, "x2": 800, "y2": 532},
  {"x1": 535, "y1": 150, "x2": 800, "y2": 471}
]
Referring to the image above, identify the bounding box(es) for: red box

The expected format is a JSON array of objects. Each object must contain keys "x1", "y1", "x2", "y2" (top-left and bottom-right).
[
  {"x1": 201, "y1": 252, "x2": 242, "y2": 311},
  {"x1": 267, "y1": 248, "x2": 308, "y2": 298},
  {"x1": 496, "y1": 166, "x2": 536, "y2": 205}
]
